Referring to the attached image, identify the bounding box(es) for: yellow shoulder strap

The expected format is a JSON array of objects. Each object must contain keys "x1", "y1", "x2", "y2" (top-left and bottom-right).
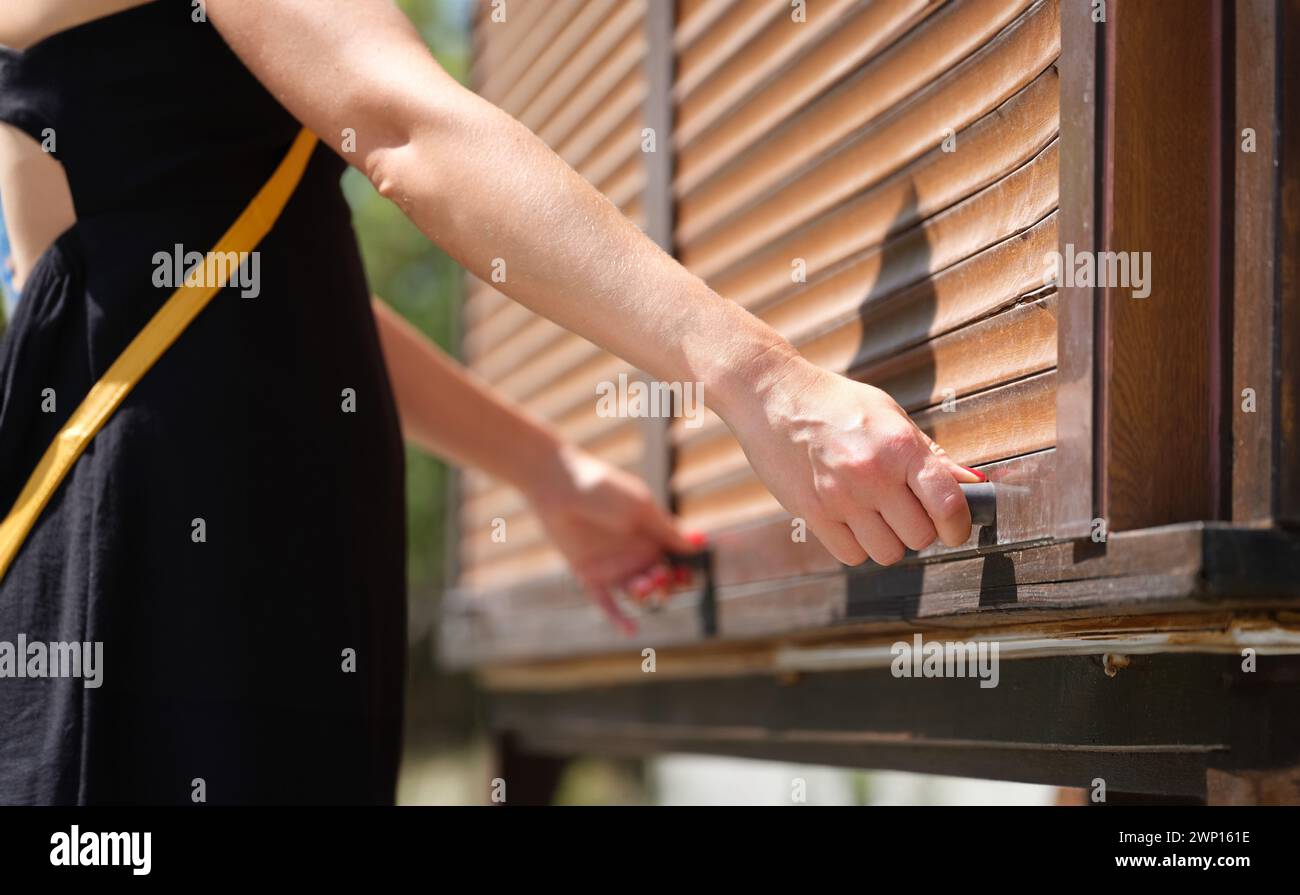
[{"x1": 0, "y1": 128, "x2": 319, "y2": 584}]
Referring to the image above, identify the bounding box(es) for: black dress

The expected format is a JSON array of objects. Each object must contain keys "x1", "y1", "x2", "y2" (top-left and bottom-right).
[{"x1": 0, "y1": 1, "x2": 407, "y2": 804}]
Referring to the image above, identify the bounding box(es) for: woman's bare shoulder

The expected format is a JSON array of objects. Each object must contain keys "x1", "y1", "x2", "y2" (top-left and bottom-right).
[{"x1": 0, "y1": 0, "x2": 154, "y2": 51}]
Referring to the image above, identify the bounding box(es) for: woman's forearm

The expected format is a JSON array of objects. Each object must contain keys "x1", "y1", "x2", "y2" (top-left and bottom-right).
[
  {"x1": 371, "y1": 298, "x2": 568, "y2": 499},
  {"x1": 207, "y1": 0, "x2": 795, "y2": 427},
  {"x1": 370, "y1": 90, "x2": 796, "y2": 425}
]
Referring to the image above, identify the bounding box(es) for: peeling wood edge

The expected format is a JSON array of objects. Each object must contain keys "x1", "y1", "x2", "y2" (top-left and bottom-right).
[{"x1": 475, "y1": 610, "x2": 1300, "y2": 692}]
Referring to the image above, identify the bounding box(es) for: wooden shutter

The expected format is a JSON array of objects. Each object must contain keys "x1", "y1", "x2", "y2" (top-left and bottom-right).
[{"x1": 670, "y1": 0, "x2": 1061, "y2": 535}]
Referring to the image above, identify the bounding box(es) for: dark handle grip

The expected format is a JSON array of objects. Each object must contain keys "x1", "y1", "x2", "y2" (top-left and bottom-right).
[{"x1": 961, "y1": 482, "x2": 997, "y2": 527}]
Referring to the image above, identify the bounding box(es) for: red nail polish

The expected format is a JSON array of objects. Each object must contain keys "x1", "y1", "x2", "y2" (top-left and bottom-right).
[
  {"x1": 686, "y1": 530, "x2": 709, "y2": 548},
  {"x1": 673, "y1": 566, "x2": 691, "y2": 585},
  {"x1": 962, "y1": 465, "x2": 988, "y2": 482}
]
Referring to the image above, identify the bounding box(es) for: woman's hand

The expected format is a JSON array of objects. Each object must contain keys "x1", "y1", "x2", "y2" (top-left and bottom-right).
[
  {"x1": 527, "y1": 446, "x2": 700, "y2": 635},
  {"x1": 726, "y1": 355, "x2": 983, "y2": 567}
]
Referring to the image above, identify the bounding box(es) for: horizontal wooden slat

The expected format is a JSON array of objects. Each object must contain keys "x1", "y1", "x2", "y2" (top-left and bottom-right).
[
  {"x1": 674, "y1": 0, "x2": 787, "y2": 101},
  {"x1": 459, "y1": 544, "x2": 568, "y2": 589},
  {"x1": 606, "y1": 156, "x2": 647, "y2": 210},
  {"x1": 705, "y1": 66, "x2": 1057, "y2": 311},
  {"x1": 759, "y1": 208, "x2": 1058, "y2": 371},
  {"x1": 675, "y1": 0, "x2": 1051, "y2": 246},
  {"x1": 537, "y1": 24, "x2": 646, "y2": 147},
  {"x1": 673, "y1": 0, "x2": 942, "y2": 194},
  {"x1": 471, "y1": 0, "x2": 553, "y2": 94},
  {"x1": 523, "y1": 5, "x2": 645, "y2": 136},
  {"x1": 674, "y1": 0, "x2": 867, "y2": 148},
  {"x1": 479, "y1": 0, "x2": 584, "y2": 105},
  {"x1": 686, "y1": 59, "x2": 1060, "y2": 280},
  {"x1": 675, "y1": 0, "x2": 739, "y2": 51},
  {"x1": 501, "y1": 0, "x2": 623, "y2": 124}
]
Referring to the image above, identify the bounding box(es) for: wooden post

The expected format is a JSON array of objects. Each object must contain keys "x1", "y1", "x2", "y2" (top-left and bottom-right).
[
  {"x1": 639, "y1": 0, "x2": 677, "y2": 507},
  {"x1": 1098, "y1": 0, "x2": 1227, "y2": 531},
  {"x1": 1054, "y1": 0, "x2": 1103, "y2": 539}
]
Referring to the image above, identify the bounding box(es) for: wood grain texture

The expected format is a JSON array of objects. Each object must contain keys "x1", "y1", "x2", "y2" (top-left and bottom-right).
[
  {"x1": 511, "y1": 0, "x2": 636, "y2": 129},
  {"x1": 471, "y1": 0, "x2": 554, "y2": 99},
  {"x1": 1231, "y1": 0, "x2": 1276, "y2": 523},
  {"x1": 673, "y1": 0, "x2": 866, "y2": 148},
  {"x1": 706, "y1": 67, "x2": 1059, "y2": 311},
  {"x1": 478, "y1": 0, "x2": 586, "y2": 105},
  {"x1": 673, "y1": 0, "x2": 787, "y2": 101},
  {"x1": 1101, "y1": 0, "x2": 1221, "y2": 531},
  {"x1": 1278, "y1": 0, "x2": 1300, "y2": 522},
  {"x1": 672, "y1": 0, "x2": 941, "y2": 193},
  {"x1": 680, "y1": 24, "x2": 1060, "y2": 278},
  {"x1": 1052, "y1": 0, "x2": 1100, "y2": 538},
  {"x1": 675, "y1": 0, "x2": 1049, "y2": 245}
]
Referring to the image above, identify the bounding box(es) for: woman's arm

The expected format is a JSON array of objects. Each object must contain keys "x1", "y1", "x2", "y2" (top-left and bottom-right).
[
  {"x1": 373, "y1": 298, "x2": 694, "y2": 632},
  {"x1": 208, "y1": 0, "x2": 980, "y2": 567},
  {"x1": 207, "y1": 0, "x2": 774, "y2": 411},
  {"x1": 371, "y1": 298, "x2": 563, "y2": 498},
  {"x1": 0, "y1": 124, "x2": 76, "y2": 292}
]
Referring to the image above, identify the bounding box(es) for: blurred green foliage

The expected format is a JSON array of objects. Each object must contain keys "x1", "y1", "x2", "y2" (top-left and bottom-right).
[{"x1": 342, "y1": 0, "x2": 473, "y2": 594}]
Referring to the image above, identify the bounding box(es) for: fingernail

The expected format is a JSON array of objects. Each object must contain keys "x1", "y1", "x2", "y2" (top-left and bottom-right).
[
  {"x1": 962, "y1": 465, "x2": 988, "y2": 482},
  {"x1": 686, "y1": 530, "x2": 709, "y2": 548},
  {"x1": 651, "y1": 567, "x2": 670, "y2": 587},
  {"x1": 673, "y1": 565, "x2": 691, "y2": 585}
]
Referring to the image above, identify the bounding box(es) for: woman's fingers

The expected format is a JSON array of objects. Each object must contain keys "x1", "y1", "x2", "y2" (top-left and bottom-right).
[
  {"x1": 922, "y1": 431, "x2": 985, "y2": 484},
  {"x1": 878, "y1": 487, "x2": 938, "y2": 552},
  {"x1": 589, "y1": 585, "x2": 637, "y2": 636},
  {"x1": 814, "y1": 518, "x2": 869, "y2": 566},
  {"x1": 847, "y1": 511, "x2": 906, "y2": 566},
  {"x1": 626, "y1": 572, "x2": 655, "y2": 601},
  {"x1": 636, "y1": 498, "x2": 695, "y2": 554},
  {"x1": 907, "y1": 451, "x2": 973, "y2": 547},
  {"x1": 627, "y1": 565, "x2": 672, "y2": 603}
]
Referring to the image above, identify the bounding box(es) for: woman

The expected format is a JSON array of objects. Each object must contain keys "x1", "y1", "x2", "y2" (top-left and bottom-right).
[{"x1": 0, "y1": 0, "x2": 980, "y2": 805}]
